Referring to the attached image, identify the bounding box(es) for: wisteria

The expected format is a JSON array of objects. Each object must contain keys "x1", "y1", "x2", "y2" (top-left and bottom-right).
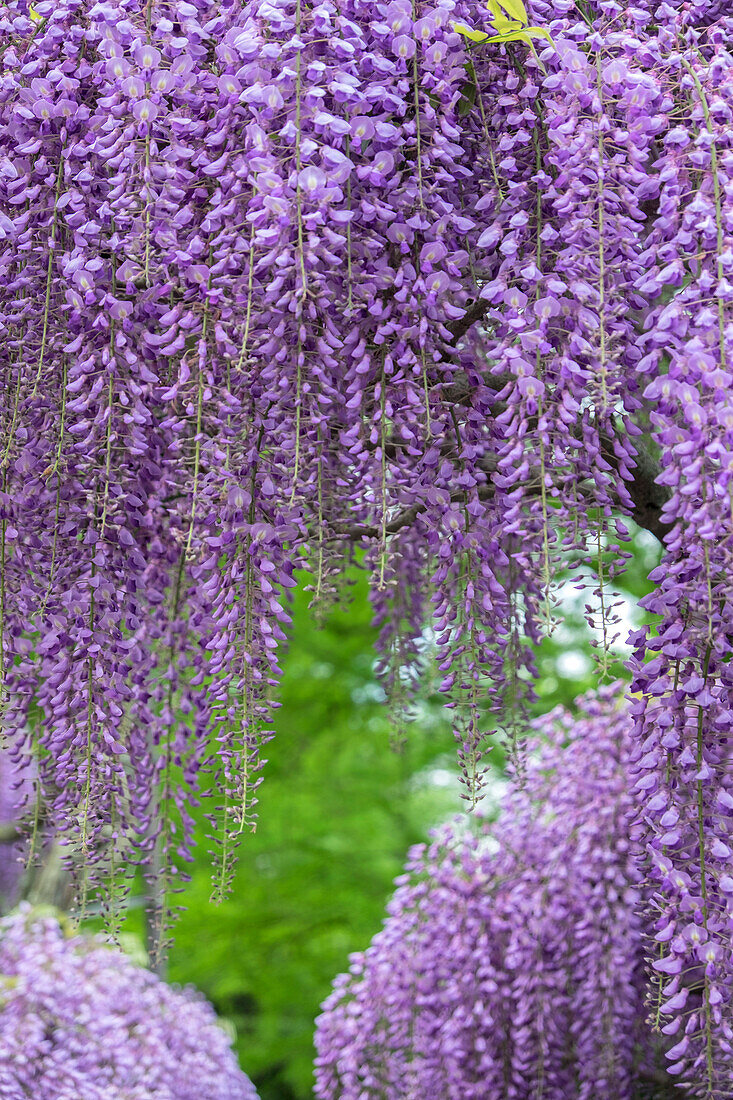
[
  {"x1": 0, "y1": 905, "x2": 259, "y2": 1100},
  {"x1": 314, "y1": 689, "x2": 671, "y2": 1099},
  {"x1": 0, "y1": 0, "x2": 732, "y2": 1076},
  {"x1": 0, "y1": 748, "x2": 33, "y2": 910}
]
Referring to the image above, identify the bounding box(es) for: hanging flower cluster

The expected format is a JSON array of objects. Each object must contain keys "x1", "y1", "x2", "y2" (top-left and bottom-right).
[
  {"x1": 0, "y1": 749, "x2": 34, "y2": 910},
  {"x1": 618, "y1": 6, "x2": 733, "y2": 1091},
  {"x1": 0, "y1": 0, "x2": 732, "y2": 997},
  {"x1": 314, "y1": 688, "x2": 676, "y2": 1099},
  {"x1": 0, "y1": 906, "x2": 259, "y2": 1100}
]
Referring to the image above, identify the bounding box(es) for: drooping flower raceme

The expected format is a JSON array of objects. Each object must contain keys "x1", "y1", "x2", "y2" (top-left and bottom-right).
[
  {"x1": 314, "y1": 688, "x2": 669, "y2": 1100},
  {"x1": 0, "y1": 749, "x2": 34, "y2": 911},
  {"x1": 0, "y1": 906, "x2": 259, "y2": 1100}
]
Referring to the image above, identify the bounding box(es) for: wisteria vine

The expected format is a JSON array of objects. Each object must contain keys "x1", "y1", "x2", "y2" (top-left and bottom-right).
[{"x1": 0, "y1": 0, "x2": 732, "y2": 1083}]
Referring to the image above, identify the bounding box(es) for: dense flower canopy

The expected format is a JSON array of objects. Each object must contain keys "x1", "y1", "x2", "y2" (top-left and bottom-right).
[
  {"x1": 0, "y1": 0, "x2": 732, "y2": 1082},
  {"x1": 0, "y1": 906, "x2": 259, "y2": 1100},
  {"x1": 314, "y1": 690, "x2": 672, "y2": 1099}
]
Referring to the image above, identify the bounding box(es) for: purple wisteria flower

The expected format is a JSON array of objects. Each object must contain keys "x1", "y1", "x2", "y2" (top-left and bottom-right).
[
  {"x1": 0, "y1": 906, "x2": 259, "y2": 1100},
  {"x1": 314, "y1": 688, "x2": 670, "y2": 1099},
  {"x1": 0, "y1": 748, "x2": 34, "y2": 911}
]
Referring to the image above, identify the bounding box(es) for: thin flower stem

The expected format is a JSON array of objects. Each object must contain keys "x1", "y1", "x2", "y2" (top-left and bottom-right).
[
  {"x1": 595, "y1": 53, "x2": 609, "y2": 411},
  {"x1": 681, "y1": 59, "x2": 727, "y2": 367},
  {"x1": 32, "y1": 156, "x2": 64, "y2": 397},
  {"x1": 184, "y1": 258, "x2": 211, "y2": 562},
  {"x1": 235, "y1": 220, "x2": 257, "y2": 376},
  {"x1": 595, "y1": 523, "x2": 611, "y2": 680},
  {"x1": 697, "y1": 642, "x2": 714, "y2": 1094},
  {"x1": 99, "y1": 370, "x2": 115, "y2": 541},
  {"x1": 345, "y1": 137, "x2": 353, "y2": 312},
  {"x1": 294, "y1": 0, "x2": 307, "y2": 297},
  {"x1": 411, "y1": 0, "x2": 424, "y2": 210},
  {"x1": 80, "y1": 570, "x2": 97, "y2": 927},
  {"x1": 379, "y1": 365, "x2": 388, "y2": 589}
]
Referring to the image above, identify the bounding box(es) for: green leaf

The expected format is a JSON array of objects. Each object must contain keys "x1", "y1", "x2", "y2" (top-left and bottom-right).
[
  {"x1": 492, "y1": 0, "x2": 530, "y2": 23},
  {"x1": 454, "y1": 13, "x2": 555, "y2": 49},
  {"x1": 486, "y1": 0, "x2": 522, "y2": 32},
  {"x1": 485, "y1": 26, "x2": 555, "y2": 45},
  {"x1": 452, "y1": 21, "x2": 491, "y2": 43}
]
